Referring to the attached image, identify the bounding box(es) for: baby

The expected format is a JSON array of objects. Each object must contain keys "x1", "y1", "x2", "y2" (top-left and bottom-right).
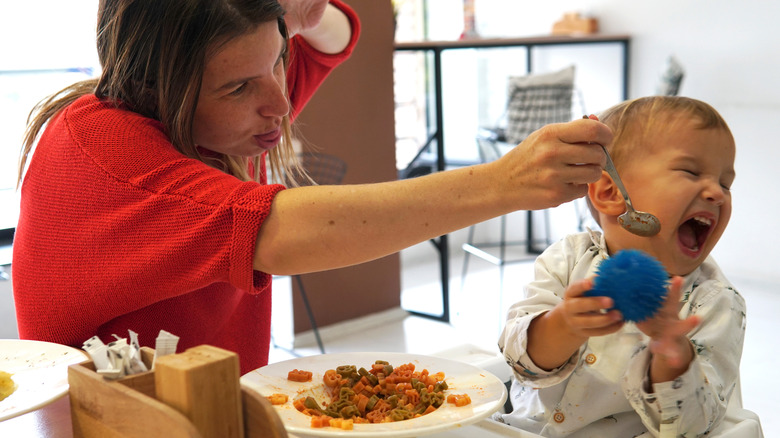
[{"x1": 494, "y1": 96, "x2": 745, "y2": 437}]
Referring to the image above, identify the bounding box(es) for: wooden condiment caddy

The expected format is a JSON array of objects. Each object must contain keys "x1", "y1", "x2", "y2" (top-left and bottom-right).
[{"x1": 68, "y1": 345, "x2": 288, "y2": 438}]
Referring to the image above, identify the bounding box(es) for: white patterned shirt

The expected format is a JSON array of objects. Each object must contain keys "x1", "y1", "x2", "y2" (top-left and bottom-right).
[{"x1": 494, "y1": 230, "x2": 746, "y2": 437}]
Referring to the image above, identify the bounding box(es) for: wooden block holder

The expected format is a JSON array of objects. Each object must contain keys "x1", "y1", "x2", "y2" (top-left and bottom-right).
[{"x1": 68, "y1": 345, "x2": 288, "y2": 438}]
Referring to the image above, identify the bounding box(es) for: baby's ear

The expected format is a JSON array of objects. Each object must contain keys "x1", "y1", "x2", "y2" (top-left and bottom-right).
[{"x1": 588, "y1": 171, "x2": 627, "y2": 216}]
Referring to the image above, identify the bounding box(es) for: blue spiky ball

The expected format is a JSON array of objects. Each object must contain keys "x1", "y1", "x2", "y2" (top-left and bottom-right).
[{"x1": 585, "y1": 249, "x2": 668, "y2": 322}]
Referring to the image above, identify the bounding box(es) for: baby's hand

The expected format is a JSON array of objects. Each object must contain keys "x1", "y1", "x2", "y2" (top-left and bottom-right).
[
  {"x1": 556, "y1": 278, "x2": 625, "y2": 340},
  {"x1": 636, "y1": 276, "x2": 700, "y2": 369}
]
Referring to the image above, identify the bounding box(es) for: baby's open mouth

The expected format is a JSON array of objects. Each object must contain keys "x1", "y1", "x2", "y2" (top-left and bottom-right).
[{"x1": 678, "y1": 216, "x2": 713, "y2": 252}]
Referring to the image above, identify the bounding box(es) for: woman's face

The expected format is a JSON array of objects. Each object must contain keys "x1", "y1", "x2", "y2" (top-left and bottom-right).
[{"x1": 193, "y1": 21, "x2": 288, "y2": 157}]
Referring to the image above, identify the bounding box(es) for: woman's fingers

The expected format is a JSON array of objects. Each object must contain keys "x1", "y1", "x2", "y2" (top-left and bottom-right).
[
  {"x1": 556, "y1": 117, "x2": 613, "y2": 155},
  {"x1": 495, "y1": 119, "x2": 612, "y2": 208}
]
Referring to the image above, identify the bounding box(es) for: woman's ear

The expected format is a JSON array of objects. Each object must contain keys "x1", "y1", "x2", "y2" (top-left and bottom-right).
[{"x1": 588, "y1": 171, "x2": 627, "y2": 217}]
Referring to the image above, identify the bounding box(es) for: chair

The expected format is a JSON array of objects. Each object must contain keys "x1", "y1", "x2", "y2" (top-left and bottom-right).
[
  {"x1": 656, "y1": 55, "x2": 684, "y2": 96},
  {"x1": 432, "y1": 345, "x2": 763, "y2": 437},
  {"x1": 709, "y1": 375, "x2": 764, "y2": 437},
  {"x1": 461, "y1": 66, "x2": 578, "y2": 288},
  {"x1": 287, "y1": 152, "x2": 348, "y2": 354}
]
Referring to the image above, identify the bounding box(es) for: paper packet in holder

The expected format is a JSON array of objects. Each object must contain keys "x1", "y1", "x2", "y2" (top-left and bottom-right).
[{"x1": 82, "y1": 329, "x2": 179, "y2": 380}]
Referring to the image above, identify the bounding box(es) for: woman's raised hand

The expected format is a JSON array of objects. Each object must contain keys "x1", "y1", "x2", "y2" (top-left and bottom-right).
[{"x1": 279, "y1": 0, "x2": 330, "y2": 36}]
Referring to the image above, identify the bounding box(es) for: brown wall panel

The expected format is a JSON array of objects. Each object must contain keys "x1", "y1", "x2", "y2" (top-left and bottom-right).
[{"x1": 292, "y1": 1, "x2": 401, "y2": 333}]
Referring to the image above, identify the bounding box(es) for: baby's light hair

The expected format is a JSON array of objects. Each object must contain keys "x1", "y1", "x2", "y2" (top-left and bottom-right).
[{"x1": 598, "y1": 96, "x2": 733, "y2": 168}]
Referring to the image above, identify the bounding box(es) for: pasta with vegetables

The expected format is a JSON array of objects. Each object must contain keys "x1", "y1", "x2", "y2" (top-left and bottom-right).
[{"x1": 292, "y1": 360, "x2": 471, "y2": 430}]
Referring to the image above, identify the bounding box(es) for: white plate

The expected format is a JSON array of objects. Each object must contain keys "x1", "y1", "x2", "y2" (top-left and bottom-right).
[
  {"x1": 0, "y1": 339, "x2": 88, "y2": 421},
  {"x1": 241, "y1": 352, "x2": 507, "y2": 438}
]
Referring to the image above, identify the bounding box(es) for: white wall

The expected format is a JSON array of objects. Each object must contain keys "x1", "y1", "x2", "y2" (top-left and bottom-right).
[
  {"x1": 0, "y1": 1, "x2": 101, "y2": 230},
  {"x1": 466, "y1": 0, "x2": 780, "y2": 285},
  {"x1": 11, "y1": 0, "x2": 776, "y2": 283}
]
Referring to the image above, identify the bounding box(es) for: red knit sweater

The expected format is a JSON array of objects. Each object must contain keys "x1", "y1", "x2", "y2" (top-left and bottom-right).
[{"x1": 13, "y1": 1, "x2": 360, "y2": 375}]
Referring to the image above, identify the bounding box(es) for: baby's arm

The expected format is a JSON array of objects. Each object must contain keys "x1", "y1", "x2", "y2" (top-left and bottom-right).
[
  {"x1": 624, "y1": 276, "x2": 746, "y2": 435},
  {"x1": 500, "y1": 237, "x2": 624, "y2": 380},
  {"x1": 635, "y1": 276, "x2": 700, "y2": 385},
  {"x1": 527, "y1": 278, "x2": 624, "y2": 370}
]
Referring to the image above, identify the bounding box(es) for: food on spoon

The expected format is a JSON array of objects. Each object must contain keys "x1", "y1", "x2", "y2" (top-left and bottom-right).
[{"x1": 0, "y1": 371, "x2": 17, "y2": 401}]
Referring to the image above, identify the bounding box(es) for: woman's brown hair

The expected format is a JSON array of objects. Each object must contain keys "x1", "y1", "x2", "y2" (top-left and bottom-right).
[{"x1": 19, "y1": 0, "x2": 302, "y2": 186}]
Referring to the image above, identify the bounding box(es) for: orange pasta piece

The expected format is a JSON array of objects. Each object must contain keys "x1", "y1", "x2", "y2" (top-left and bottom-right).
[
  {"x1": 267, "y1": 393, "x2": 288, "y2": 405},
  {"x1": 287, "y1": 369, "x2": 313, "y2": 382},
  {"x1": 311, "y1": 415, "x2": 332, "y2": 428},
  {"x1": 329, "y1": 418, "x2": 354, "y2": 430},
  {"x1": 447, "y1": 393, "x2": 472, "y2": 407},
  {"x1": 405, "y1": 389, "x2": 420, "y2": 405},
  {"x1": 356, "y1": 394, "x2": 370, "y2": 415},
  {"x1": 366, "y1": 409, "x2": 386, "y2": 424},
  {"x1": 323, "y1": 369, "x2": 341, "y2": 387}
]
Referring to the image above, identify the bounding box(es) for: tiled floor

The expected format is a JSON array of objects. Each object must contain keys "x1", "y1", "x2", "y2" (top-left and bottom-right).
[{"x1": 271, "y1": 227, "x2": 777, "y2": 437}]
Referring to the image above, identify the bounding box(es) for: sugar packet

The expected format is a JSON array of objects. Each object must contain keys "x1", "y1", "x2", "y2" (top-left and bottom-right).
[
  {"x1": 152, "y1": 330, "x2": 180, "y2": 369},
  {"x1": 82, "y1": 329, "x2": 175, "y2": 380}
]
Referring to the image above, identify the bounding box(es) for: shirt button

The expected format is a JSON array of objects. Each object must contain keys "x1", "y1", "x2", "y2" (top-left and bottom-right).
[
  {"x1": 585, "y1": 353, "x2": 597, "y2": 365},
  {"x1": 553, "y1": 412, "x2": 565, "y2": 423}
]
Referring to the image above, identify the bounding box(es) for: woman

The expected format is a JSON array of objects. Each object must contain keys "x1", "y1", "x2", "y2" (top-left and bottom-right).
[{"x1": 13, "y1": 0, "x2": 611, "y2": 374}]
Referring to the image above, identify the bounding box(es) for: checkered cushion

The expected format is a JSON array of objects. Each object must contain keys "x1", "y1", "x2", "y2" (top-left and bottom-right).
[{"x1": 504, "y1": 65, "x2": 575, "y2": 145}]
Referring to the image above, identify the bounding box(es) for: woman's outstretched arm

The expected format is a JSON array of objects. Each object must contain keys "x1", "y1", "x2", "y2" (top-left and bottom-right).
[{"x1": 254, "y1": 118, "x2": 611, "y2": 275}]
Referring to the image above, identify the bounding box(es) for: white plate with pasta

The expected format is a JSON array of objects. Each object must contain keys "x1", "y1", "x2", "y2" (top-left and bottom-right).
[
  {"x1": 241, "y1": 352, "x2": 507, "y2": 437},
  {"x1": 0, "y1": 339, "x2": 88, "y2": 421}
]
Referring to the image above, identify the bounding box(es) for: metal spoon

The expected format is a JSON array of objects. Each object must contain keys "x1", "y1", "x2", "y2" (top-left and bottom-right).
[{"x1": 600, "y1": 144, "x2": 661, "y2": 237}]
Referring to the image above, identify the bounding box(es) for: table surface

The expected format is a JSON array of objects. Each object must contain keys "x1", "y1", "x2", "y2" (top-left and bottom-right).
[
  {"x1": 0, "y1": 395, "x2": 72, "y2": 438},
  {"x1": 0, "y1": 394, "x2": 542, "y2": 438},
  {"x1": 394, "y1": 33, "x2": 630, "y2": 50}
]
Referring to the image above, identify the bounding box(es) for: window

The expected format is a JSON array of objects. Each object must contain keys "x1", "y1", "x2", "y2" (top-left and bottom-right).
[{"x1": 0, "y1": 1, "x2": 100, "y2": 231}]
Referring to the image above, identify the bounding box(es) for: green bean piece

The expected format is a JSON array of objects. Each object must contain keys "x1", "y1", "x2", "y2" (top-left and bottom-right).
[
  {"x1": 325, "y1": 399, "x2": 350, "y2": 418},
  {"x1": 339, "y1": 386, "x2": 355, "y2": 401},
  {"x1": 387, "y1": 394, "x2": 399, "y2": 408},
  {"x1": 419, "y1": 388, "x2": 431, "y2": 405},
  {"x1": 365, "y1": 394, "x2": 379, "y2": 411},
  {"x1": 430, "y1": 392, "x2": 445, "y2": 408},
  {"x1": 303, "y1": 396, "x2": 323, "y2": 412},
  {"x1": 388, "y1": 407, "x2": 413, "y2": 421},
  {"x1": 375, "y1": 360, "x2": 389, "y2": 365},
  {"x1": 336, "y1": 365, "x2": 358, "y2": 381},
  {"x1": 340, "y1": 405, "x2": 360, "y2": 419}
]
